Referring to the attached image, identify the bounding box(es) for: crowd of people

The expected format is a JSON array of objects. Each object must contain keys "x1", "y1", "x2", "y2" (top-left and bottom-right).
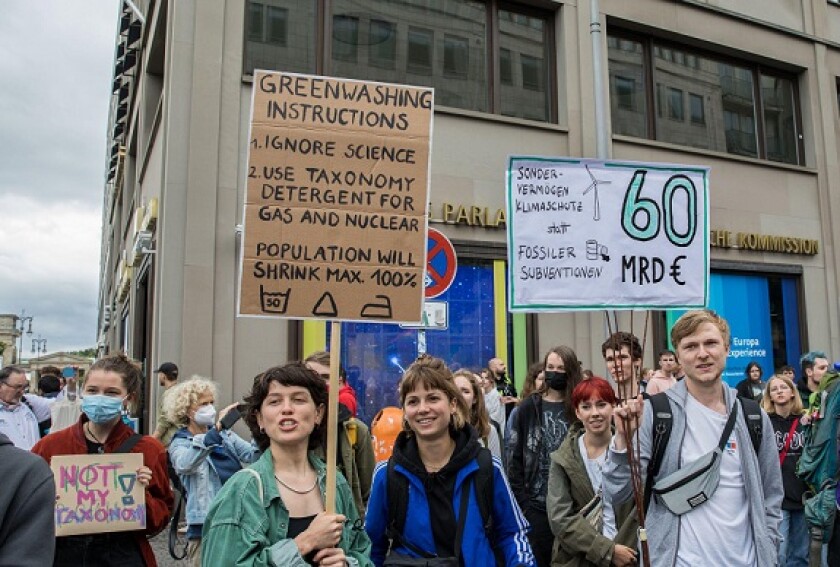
[{"x1": 1, "y1": 308, "x2": 840, "y2": 566}]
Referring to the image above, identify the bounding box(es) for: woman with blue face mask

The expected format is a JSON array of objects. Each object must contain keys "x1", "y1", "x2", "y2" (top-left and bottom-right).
[
  {"x1": 32, "y1": 353, "x2": 174, "y2": 566},
  {"x1": 164, "y1": 376, "x2": 259, "y2": 567}
]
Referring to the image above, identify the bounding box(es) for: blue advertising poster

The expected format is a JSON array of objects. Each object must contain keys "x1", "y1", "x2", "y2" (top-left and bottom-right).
[
  {"x1": 709, "y1": 273, "x2": 774, "y2": 387},
  {"x1": 667, "y1": 273, "x2": 774, "y2": 387}
]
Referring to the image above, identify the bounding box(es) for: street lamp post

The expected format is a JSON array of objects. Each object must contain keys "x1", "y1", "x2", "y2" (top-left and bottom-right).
[
  {"x1": 15, "y1": 310, "x2": 34, "y2": 364},
  {"x1": 32, "y1": 336, "x2": 47, "y2": 358}
]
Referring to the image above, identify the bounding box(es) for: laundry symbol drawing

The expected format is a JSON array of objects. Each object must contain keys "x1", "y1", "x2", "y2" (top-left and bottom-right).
[
  {"x1": 260, "y1": 286, "x2": 290, "y2": 314},
  {"x1": 360, "y1": 295, "x2": 393, "y2": 319},
  {"x1": 312, "y1": 292, "x2": 338, "y2": 317}
]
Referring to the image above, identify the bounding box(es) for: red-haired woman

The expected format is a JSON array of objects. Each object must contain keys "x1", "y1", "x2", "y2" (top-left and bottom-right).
[{"x1": 546, "y1": 378, "x2": 638, "y2": 567}]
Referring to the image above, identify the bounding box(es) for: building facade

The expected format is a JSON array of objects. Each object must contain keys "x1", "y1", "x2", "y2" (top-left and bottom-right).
[{"x1": 99, "y1": 0, "x2": 840, "y2": 428}]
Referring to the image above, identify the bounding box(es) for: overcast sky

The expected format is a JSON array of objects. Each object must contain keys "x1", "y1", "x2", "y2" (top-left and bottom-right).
[{"x1": 0, "y1": 1, "x2": 119, "y2": 356}]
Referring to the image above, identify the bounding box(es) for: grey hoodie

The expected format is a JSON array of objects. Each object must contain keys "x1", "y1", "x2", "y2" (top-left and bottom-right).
[
  {"x1": 602, "y1": 380, "x2": 782, "y2": 567},
  {"x1": 0, "y1": 432, "x2": 56, "y2": 566}
]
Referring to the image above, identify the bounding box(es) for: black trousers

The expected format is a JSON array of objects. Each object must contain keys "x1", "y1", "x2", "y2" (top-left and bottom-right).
[
  {"x1": 53, "y1": 533, "x2": 144, "y2": 567},
  {"x1": 524, "y1": 506, "x2": 554, "y2": 567}
]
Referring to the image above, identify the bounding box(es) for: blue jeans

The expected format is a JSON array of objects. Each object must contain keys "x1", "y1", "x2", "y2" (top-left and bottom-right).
[{"x1": 779, "y1": 509, "x2": 809, "y2": 567}]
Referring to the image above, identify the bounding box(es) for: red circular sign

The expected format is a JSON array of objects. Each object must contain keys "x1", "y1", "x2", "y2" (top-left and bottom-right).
[{"x1": 425, "y1": 228, "x2": 458, "y2": 299}]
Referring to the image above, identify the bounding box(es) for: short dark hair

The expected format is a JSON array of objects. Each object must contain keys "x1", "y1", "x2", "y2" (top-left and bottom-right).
[
  {"x1": 800, "y1": 351, "x2": 827, "y2": 376},
  {"x1": 658, "y1": 349, "x2": 675, "y2": 359},
  {"x1": 40, "y1": 365, "x2": 61, "y2": 377},
  {"x1": 38, "y1": 374, "x2": 61, "y2": 394},
  {"x1": 777, "y1": 365, "x2": 795, "y2": 375},
  {"x1": 244, "y1": 363, "x2": 328, "y2": 452},
  {"x1": 601, "y1": 332, "x2": 642, "y2": 360},
  {"x1": 0, "y1": 366, "x2": 25, "y2": 383},
  {"x1": 304, "y1": 350, "x2": 347, "y2": 380}
]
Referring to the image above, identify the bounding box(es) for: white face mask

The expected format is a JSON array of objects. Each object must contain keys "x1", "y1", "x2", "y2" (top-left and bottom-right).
[{"x1": 194, "y1": 404, "x2": 217, "y2": 427}]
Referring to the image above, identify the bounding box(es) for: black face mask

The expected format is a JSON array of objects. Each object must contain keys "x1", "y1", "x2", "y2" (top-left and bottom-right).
[{"x1": 545, "y1": 371, "x2": 568, "y2": 392}]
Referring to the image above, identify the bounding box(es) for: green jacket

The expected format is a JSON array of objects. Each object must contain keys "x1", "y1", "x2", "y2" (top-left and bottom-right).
[
  {"x1": 200, "y1": 450, "x2": 373, "y2": 567},
  {"x1": 313, "y1": 416, "x2": 375, "y2": 520},
  {"x1": 547, "y1": 424, "x2": 637, "y2": 567}
]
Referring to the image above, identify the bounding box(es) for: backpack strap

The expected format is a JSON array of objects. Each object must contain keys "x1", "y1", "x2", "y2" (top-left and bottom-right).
[
  {"x1": 474, "y1": 447, "x2": 495, "y2": 536},
  {"x1": 113, "y1": 433, "x2": 143, "y2": 453},
  {"x1": 738, "y1": 396, "x2": 763, "y2": 452},
  {"x1": 644, "y1": 393, "x2": 673, "y2": 512},
  {"x1": 386, "y1": 459, "x2": 416, "y2": 552},
  {"x1": 22, "y1": 398, "x2": 51, "y2": 437}
]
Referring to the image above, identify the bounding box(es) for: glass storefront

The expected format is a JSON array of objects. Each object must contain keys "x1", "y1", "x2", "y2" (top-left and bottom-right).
[{"x1": 666, "y1": 271, "x2": 802, "y2": 387}]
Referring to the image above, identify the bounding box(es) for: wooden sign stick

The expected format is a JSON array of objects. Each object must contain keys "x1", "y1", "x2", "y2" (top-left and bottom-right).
[{"x1": 325, "y1": 321, "x2": 342, "y2": 514}]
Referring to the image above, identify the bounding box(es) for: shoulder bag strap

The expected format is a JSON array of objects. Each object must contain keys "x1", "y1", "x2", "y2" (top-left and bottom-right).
[
  {"x1": 717, "y1": 401, "x2": 739, "y2": 452},
  {"x1": 113, "y1": 433, "x2": 143, "y2": 453},
  {"x1": 644, "y1": 393, "x2": 672, "y2": 511},
  {"x1": 779, "y1": 417, "x2": 801, "y2": 465}
]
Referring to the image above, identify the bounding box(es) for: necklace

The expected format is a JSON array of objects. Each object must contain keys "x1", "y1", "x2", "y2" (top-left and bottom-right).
[
  {"x1": 274, "y1": 473, "x2": 318, "y2": 495},
  {"x1": 86, "y1": 422, "x2": 107, "y2": 453}
]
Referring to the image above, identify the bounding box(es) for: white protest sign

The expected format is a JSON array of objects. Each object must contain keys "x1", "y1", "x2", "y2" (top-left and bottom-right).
[{"x1": 506, "y1": 157, "x2": 709, "y2": 311}]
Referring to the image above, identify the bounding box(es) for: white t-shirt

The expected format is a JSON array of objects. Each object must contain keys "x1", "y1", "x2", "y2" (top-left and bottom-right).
[
  {"x1": 578, "y1": 435, "x2": 617, "y2": 539},
  {"x1": 676, "y1": 395, "x2": 756, "y2": 567}
]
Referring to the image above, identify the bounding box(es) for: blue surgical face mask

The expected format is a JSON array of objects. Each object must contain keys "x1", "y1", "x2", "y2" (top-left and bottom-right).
[{"x1": 82, "y1": 394, "x2": 125, "y2": 424}]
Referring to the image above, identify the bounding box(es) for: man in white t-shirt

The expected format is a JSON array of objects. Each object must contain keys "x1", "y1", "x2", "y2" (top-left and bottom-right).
[{"x1": 603, "y1": 309, "x2": 782, "y2": 567}]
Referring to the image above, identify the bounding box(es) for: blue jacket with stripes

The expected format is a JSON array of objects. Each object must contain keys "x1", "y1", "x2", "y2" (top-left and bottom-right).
[{"x1": 364, "y1": 428, "x2": 536, "y2": 566}]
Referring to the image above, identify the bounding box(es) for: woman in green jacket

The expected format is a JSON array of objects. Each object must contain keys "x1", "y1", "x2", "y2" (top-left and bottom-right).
[
  {"x1": 201, "y1": 363, "x2": 372, "y2": 566},
  {"x1": 546, "y1": 378, "x2": 637, "y2": 567}
]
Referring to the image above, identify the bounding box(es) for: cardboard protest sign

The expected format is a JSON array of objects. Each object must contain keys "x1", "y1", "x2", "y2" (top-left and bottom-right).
[
  {"x1": 238, "y1": 71, "x2": 434, "y2": 322},
  {"x1": 507, "y1": 157, "x2": 709, "y2": 311},
  {"x1": 51, "y1": 453, "x2": 145, "y2": 536}
]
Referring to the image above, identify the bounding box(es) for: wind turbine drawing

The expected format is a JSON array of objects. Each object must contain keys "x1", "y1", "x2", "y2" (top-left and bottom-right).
[{"x1": 583, "y1": 164, "x2": 611, "y2": 221}]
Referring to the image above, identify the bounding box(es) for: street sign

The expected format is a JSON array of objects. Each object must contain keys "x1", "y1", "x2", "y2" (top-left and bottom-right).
[
  {"x1": 400, "y1": 300, "x2": 448, "y2": 329},
  {"x1": 425, "y1": 228, "x2": 457, "y2": 299}
]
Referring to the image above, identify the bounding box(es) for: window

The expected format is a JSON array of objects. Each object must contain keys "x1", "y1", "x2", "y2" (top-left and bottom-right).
[
  {"x1": 332, "y1": 15, "x2": 359, "y2": 63},
  {"x1": 608, "y1": 30, "x2": 803, "y2": 164},
  {"x1": 266, "y1": 6, "x2": 287, "y2": 45},
  {"x1": 521, "y1": 54, "x2": 543, "y2": 91},
  {"x1": 689, "y1": 93, "x2": 705, "y2": 124},
  {"x1": 498, "y1": 7, "x2": 552, "y2": 121},
  {"x1": 407, "y1": 27, "x2": 434, "y2": 75},
  {"x1": 500, "y1": 48, "x2": 513, "y2": 85},
  {"x1": 244, "y1": 0, "x2": 556, "y2": 123},
  {"x1": 607, "y1": 36, "x2": 647, "y2": 138},
  {"x1": 443, "y1": 35, "x2": 469, "y2": 78},
  {"x1": 667, "y1": 87, "x2": 684, "y2": 121},
  {"x1": 247, "y1": 2, "x2": 263, "y2": 42},
  {"x1": 615, "y1": 76, "x2": 635, "y2": 110},
  {"x1": 244, "y1": 0, "x2": 316, "y2": 75},
  {"x1": 369, "y1": 19, "x2": 396, "y2": 69}
]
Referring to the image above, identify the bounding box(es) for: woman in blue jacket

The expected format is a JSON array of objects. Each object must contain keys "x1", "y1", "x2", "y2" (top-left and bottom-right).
[
  {"x1": 365, "y1": 354, "x2": 535, "y2": 566},
  {"x1": 165, "y1": 376, "x2": 259, "y2": 566}
]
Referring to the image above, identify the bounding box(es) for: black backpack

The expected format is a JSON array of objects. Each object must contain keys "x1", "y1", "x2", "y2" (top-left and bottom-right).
[
  {"x1": 386, "y1": 448, "x2": 495, "y2": 552},
  {"x1": 643, "y1": 392, "x2": 763, "y2": 511}
]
